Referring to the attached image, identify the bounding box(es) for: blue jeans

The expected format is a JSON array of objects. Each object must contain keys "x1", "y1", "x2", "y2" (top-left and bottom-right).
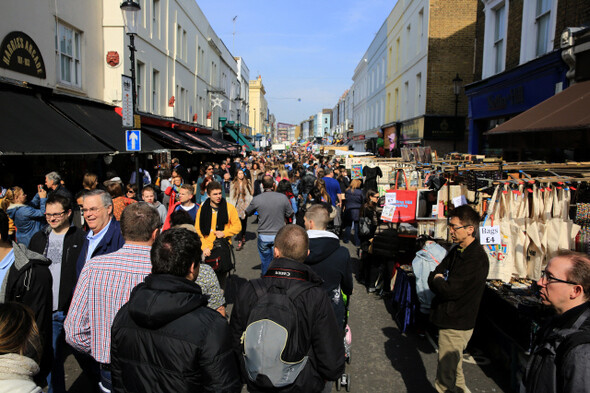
[
  {"x1": 47, "y1": 311, "x2": 66, "y2": 393},
  {"x1": 258, "y1": 234, "x2": 276, "y2": 276},
  {"x1": 99, "y1": 368, "x2": 112, "y2": 392},
  {"x1": 343, "y1": 221, "x2": 360, "y2": 247}
]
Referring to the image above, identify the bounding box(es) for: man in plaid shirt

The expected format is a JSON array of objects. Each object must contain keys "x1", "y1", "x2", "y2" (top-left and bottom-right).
[{"x1": 65, "y1": 202, "x2": 160, "y2": 393}]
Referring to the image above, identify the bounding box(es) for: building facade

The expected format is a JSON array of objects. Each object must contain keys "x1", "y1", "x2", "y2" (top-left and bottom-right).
[
  {"x1": 382, "y1": 0, "x2": 478, "y2": 154},
  {"x1": 0, "y1": 0, "x2": 248, "y2": 133},
  {"x1": 465, "y1": 0, "x2": 590, "y2": 157},
  {"x1": 351, "y1": 19, "x2": 388, "y2": 152},
  {"x1": 248, "y1": 75, "x2": 268, "y2": 137}
]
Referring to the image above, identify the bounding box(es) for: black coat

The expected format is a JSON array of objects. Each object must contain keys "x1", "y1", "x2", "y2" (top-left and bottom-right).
[
  {"x1": 229, "y1": 258, "x2": 345, "y2": 393},
  {"x1": 428, "y1": 239, "x2": 489, "y2": 330},
  {"x1": 29, "y1": 225, "x2": 86, "y2": 312},
  {"x1": 111, "y1": 274, "x2": 241, "y2": 393},
  {"x1": 305, "y1": 232, "x2": 353, "y2": 328}
]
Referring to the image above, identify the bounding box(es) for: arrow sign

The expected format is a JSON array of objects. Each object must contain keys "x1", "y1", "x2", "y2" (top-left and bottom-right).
[{"x1": 126, "y1": 130, "x2": 141, "y2": 151}]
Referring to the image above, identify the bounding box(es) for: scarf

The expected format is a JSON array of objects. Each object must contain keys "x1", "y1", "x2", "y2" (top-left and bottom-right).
[{"x1": 199, "y1": 197, "x2": 229, "y2": 235}]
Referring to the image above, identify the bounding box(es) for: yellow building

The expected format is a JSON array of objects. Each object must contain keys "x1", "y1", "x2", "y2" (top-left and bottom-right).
[{"x1": 248, "y1": 75, "x2": 268, "y2": 137}]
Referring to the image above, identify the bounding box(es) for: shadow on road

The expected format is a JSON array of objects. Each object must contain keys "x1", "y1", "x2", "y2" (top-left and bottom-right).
[{"x1": 382, "y1": 326, "x2": 437, "y2": 393}]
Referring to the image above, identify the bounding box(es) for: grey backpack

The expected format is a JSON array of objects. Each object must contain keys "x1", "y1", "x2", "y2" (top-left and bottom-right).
[{"x1": 242, "y1": 276, "x2": 315, "y2": 389}]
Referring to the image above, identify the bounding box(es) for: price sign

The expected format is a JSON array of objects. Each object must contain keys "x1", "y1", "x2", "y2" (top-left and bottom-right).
[
  {"x1": 385, "y1": 192, "x2": 396, "y2": 206},
  {"x1": 479, "y1": 226, "x2": 500, "y2": 245}
]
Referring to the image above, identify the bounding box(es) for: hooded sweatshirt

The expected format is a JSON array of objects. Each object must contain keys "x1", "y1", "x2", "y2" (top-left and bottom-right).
[
  {"x1": 111, "y1": 274, "x2": 241, "y2": 392},
  {"x1": 305, "y1": 229, "x2": 353, "y2": 329}
]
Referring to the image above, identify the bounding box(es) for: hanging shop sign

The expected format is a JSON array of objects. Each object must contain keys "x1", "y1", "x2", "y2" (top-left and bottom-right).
[{"x1": 0, "y1": 31, "x2": 46, "y2": 78}]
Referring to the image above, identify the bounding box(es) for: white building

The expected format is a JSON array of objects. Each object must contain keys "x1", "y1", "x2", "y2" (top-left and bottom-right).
[
  {"x1": 0, "y1": 0, "x2": 248, "y2": 133},
  {"x1": 351, "y1": 19, "x2": 388, "y2": 151}
]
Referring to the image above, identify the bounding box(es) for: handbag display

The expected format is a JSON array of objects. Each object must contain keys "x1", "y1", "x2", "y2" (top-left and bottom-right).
[{"x1": 204, "y1": 238, "x2": 234, "y2": 274}]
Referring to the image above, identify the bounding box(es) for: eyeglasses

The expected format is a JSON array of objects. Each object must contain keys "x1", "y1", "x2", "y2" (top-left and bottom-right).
[
  {"x1": 540, "y1": 270, "x2": 579, "y2": 286},
  {"x1": 45, "y1": 211, "x2": 66, "y2": 219},
  {"x1": 449, "y1": 224, "x2": 472, "y2": 231},
  {"x1": 207, "y1": 167, "x2": 214, "y2": 171},
  {"x1": 81, "y1": 206, "x2": 104, "y2": 215}
]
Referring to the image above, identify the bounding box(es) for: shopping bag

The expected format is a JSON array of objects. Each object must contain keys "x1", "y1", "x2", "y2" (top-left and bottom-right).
[
  {"x1": 483, "y1": 185, "x2": 515, "y2": 282},
  {"x1": 383, "y1": 170, "x2": 418, "y2": 223}
]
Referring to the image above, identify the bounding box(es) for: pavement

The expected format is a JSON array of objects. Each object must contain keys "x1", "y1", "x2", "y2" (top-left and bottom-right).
[{"x1": 61, "y1": 217, "x2": 510, "y2": 392}]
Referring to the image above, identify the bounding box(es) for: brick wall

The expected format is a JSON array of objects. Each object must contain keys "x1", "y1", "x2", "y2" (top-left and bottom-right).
[
  {"x1": 505, "y1": 0, "x2": 523, "y2": 70},
  {"x1": 555, "y1": 0, "x2": 590, "y2": 49},
  {"x1": 426, "y1": 0, "x2": 478, "y2": 116}
]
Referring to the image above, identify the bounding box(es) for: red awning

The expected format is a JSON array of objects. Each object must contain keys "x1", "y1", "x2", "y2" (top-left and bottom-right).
[{"x1": 486, "y1": 80, "x2": 590, "y2": 135}]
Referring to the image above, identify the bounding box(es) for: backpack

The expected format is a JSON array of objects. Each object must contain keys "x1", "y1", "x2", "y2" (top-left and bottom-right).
[
  {"x1": 522, "y1": 308, "x2": 590, "y2": 393},
  {"x1": 241, "y1": 270, "x2": 316, "y2": 389}
]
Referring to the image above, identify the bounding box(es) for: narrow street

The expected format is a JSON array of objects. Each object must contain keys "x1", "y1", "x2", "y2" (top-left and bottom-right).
[{"x1": 63, "y1": 217, "x2": 507, "y2": 392}]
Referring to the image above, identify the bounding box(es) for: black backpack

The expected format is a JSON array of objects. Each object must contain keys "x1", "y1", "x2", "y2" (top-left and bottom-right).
[
  {"x1": 241, "y1": 269, "x2": 316, "y2": 389},
  {"x1": 522, "y1": 308, "x2": 590, "y2": 393}
]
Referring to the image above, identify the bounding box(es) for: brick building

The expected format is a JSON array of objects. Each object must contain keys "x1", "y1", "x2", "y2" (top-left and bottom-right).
[
  {"x1": 465, "y1": 0, "x2": 590, "y2": 159},
  {"x1": 383, "y1": 0, "x2": 479, "y2": 155}
]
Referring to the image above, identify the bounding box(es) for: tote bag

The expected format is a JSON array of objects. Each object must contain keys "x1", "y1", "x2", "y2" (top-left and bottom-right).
[
  {"x1": 383, "y1": 170, "x2": 418, "y2": 223},
  {"x1": 484, "y1": 185, "x2": 515, "y2": 282}
]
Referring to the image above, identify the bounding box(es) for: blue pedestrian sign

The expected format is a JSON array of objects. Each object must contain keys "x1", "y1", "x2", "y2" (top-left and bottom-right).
[{"x1": 126, "y1": 130, "x2": 141, "y2": 151}]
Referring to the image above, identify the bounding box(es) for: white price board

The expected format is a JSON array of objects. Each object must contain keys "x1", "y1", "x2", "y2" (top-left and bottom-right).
[
  {"x1": 452, "y1": 195, "x2": 467, "y2": 207},
  {"x1": 385, "y1": 192, "x2": 397, "y2": 207},
  {"x1": 479, "y1": 226, "x2": 500, "y2": 245}
]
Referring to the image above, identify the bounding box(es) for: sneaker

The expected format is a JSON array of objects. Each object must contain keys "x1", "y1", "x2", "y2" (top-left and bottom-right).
[{"x1": 367, "y1": 287, "x2": 376, "y2": 293}]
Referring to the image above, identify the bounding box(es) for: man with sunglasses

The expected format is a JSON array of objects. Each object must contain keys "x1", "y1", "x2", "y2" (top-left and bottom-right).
[
  {"x1": 428, "y1": 205, "x2": 489, "y2": 393},
  {"x1": 30, "y1": 194, "x2": 86, "y2": 393},
  {"x1": 522, "y1": 250, "x2": 590, "y2": 393}
]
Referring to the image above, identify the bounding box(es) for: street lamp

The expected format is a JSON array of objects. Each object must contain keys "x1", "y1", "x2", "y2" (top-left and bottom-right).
[
  {"x1": 452, "y1": 73, "x2": 463, "y2": 152},
  {"x1": 121, "y1": 0, "x2": 142, "y2": 194}
]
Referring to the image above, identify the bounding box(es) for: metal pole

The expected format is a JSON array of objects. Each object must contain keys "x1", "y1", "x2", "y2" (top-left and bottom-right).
[
  {"x1": 453, "y1": 94, "x2": 459, "y2": 152},
  {"x1": 129, "y1": 33, "x2": 142, "y2": 195}
]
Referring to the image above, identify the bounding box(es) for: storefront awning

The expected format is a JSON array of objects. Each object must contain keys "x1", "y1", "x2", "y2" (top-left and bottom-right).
[
  {"x1": 50, "y1": 97, "x2": 167, "y2": 152},
  {"x1": 0, "y1": 85, "x2": 113, "y2": 155},
  {"x1": 179, "y1": 131, "x2": 238, "y2": 155},
  {"x1": 224, "y1": 126, "x2": 254, "y2": 151},
  {"x1": 486, "y1": 80, "x2": 590, "y2": 135},
  {"x1": 143, "y1": 126, "x2": 210, "y2": 153}
]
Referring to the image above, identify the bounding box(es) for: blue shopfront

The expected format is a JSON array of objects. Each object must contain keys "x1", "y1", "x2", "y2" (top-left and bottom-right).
[{"x1": 465, "y1": 50, "x2": 569, "y2": 155}]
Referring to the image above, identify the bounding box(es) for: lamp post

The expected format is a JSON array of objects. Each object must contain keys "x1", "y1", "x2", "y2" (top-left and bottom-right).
[
  {"x1": 121, "y1": 0, "x2": 142, "y2": 195},
  {"x1": 452, "y1": 73, "x2": 463, "y2": 152}
]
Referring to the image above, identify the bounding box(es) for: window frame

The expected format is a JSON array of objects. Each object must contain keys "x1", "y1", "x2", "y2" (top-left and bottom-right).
[{"x1": 56, "y1": 22, "x2": 82, "y2": 88}]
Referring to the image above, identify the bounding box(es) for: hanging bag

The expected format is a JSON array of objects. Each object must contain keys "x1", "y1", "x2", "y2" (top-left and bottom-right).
[
  {"x1": 383, "y1": 170, "x2": 418, "y2": 223},
  {"x1": 484, "y1": 185, "x2": 515, "y2": 282},
  {"x1": 204, "y1": 237, "x2": 235, "y2": 274}
]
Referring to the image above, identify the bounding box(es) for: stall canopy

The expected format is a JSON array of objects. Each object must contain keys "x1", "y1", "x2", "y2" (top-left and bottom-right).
[
  {"x1": 50, "y1": 96, "x2": 167, "y2": 152},
  {"x1": 487, "y1": 80, "x2": 590, "y2": 135},
  {"x1": 0, "y1": 84, "x2": 113, "y2": 155},
  {"x1": 143, "y1": 126, "x2": 210, "y2": 153}
]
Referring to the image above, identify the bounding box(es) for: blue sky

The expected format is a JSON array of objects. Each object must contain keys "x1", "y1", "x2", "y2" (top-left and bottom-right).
[{"x1": 197, "y1": 0, "x2": 396, "y2": 125}]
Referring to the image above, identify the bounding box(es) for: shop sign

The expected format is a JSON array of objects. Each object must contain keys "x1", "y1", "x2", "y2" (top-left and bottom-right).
[
  {"x1": 424, "y1": 116, "x2": 465, "y2": 140},
  {"x1": 352, "y1": 134, "x2": 366, "y2": 141},
  {"x1": 121, "y1": 75, "x2": 133, "y2": 128},
  {"x1": 401, "y1": 118, "x2": 423, "y2": 141},
  {"x1": 487, "y1": 86, "x2": 524, "y2": 111},
  {"x1": 0, "y1": 31, "x2": 46, "y2": 78}
]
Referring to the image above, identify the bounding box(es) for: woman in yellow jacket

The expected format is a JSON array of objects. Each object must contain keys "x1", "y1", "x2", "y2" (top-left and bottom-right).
[{"x1": 195, "y1": 181, "x2": 241, "y2": 289}]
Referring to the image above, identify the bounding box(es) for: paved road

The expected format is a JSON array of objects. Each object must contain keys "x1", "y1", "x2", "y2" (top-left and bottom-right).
[{"x1": 63, "y1": 218, "x2": 508, "y2": 392}]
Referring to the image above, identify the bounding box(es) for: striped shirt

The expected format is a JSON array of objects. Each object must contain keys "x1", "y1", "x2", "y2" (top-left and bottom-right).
[{"x1": 64, "y1": 243, "x2": 152, "y2": 364}]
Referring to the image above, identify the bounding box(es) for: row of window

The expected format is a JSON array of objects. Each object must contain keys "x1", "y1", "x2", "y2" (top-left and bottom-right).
[{"x1": 487, "y1": 0, "x2": 555, "y2": 77}]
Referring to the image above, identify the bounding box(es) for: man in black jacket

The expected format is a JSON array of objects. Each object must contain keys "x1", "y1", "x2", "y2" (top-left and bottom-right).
[
  {"x1": 30, "y1": 194, "x2": 85, "y2": 393},
  {"x1": 230, "y1": 225, "x2": 344, "y2": 392},
  {"x1": 522, "y1": 250, "x2": 590, "y2": 393},
  {"x1": 428, "y1": 205, "x2": 489, "y2": 393},
  {"x1": 111, "y1": 227, "x2": 241, "y2": 393},
  {"x1": 0, "y1": 209, "x2": 53, "y2": 386},
  {"x1": 304, "y1": 204, "x2": 353, "y2": 329}
]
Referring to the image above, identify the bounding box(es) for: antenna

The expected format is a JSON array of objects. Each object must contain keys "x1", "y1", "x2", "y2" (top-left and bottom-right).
[{"x1": 232, "y1": 15, "x2": 238, "y2": 53}]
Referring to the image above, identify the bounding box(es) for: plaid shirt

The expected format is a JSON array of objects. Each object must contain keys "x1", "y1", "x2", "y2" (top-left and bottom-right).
[{"x1": 65, "y1": 243, "x2": 152, "y2": 364}]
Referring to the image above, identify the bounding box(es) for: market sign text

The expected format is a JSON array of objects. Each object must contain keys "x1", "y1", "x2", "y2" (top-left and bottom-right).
[{"x1": 0, "y1": 31, "x2": 46, "y2": 79}]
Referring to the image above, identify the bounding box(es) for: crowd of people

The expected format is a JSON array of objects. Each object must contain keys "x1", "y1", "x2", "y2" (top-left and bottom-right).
[{"x1": 0, "y1": 148, "x2": 589, "y2": 393}]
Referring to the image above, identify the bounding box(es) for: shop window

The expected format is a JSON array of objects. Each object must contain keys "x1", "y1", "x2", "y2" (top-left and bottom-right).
[{"x1": 56, "y1": 23, "x2": 81, "y2": 87}]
